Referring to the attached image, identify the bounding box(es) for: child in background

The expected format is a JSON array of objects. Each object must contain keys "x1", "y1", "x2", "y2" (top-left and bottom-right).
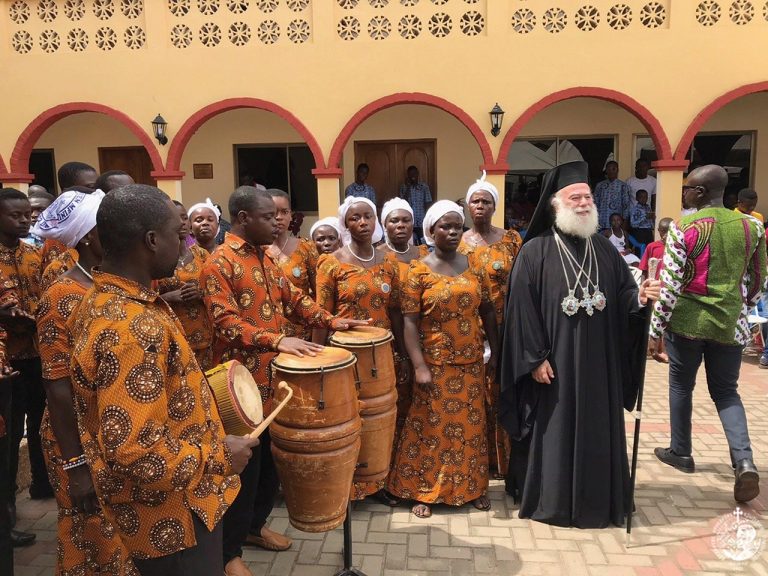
[
  {"x1": 640, "y1": 217, "x2": 673, "y2": 363},
  {"x1": 630, "y1": 189, "x2": 655, "y2": 245}
]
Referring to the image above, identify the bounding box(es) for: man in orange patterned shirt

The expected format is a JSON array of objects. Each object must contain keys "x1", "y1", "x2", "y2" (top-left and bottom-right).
[
  {"x1": 204, "y1": 186, "x2": 367, "y2": 576},
  {"x1": 0, "y1": 189, "x2": 52, "y2": 534},
  {"x1": 70, "y1": 185, "x2": 253, "y2": 576}
]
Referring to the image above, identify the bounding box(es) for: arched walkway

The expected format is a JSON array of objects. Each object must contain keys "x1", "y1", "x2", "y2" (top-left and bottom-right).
[
  {"x1": 166, "y1": 98, "x2": 325, "y2": 173},
  {"x1": 497, "y1": 87, "x2": 673, "y2": 166},
  {"x1": 10, "y1": 102, "x2": 164, "y2": 175},
  {"x1": 327, "y1": 93, "x2": 495, "y2": 170},
  {"x1": 674, "y1": 81, "x2": 768, "y2": 161}
]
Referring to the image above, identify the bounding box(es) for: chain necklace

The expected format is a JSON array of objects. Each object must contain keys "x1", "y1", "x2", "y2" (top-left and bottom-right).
[
  {"x1": 553, "y1": 232, "x2": 606, "y2": 316},
  {"x1": 75, "y1": 262, "x2": 93, "y2": 281},
  {"x1": 348, "y1": 244, "x2": 375, "y2": 263}
]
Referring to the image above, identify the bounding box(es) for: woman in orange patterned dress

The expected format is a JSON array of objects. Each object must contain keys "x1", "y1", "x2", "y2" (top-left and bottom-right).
[
  {"x1": 34, "y1": 191, "x2": 132, "y2": 575},
  {"x1": 459, "y1": 172, "x2": 522, "y2": 479},
  {"x1": 313, "y1": 197, "x2": 406, "y2": 501},
  {"x1": 265, "y1": 189, "x2": 318, "y2": 340},
  {"x1": 187, "y1": 199, "x2": 221, "y2": 254},
  {"x1": 310, "y1": 217, "x2": 342, "y2": 255},
  {"x1": 158, "y1": 201, "x2": 214, "y2": 370},
  {"x1": 388, "y1": 201, "x2": 499, "y2": 519}
]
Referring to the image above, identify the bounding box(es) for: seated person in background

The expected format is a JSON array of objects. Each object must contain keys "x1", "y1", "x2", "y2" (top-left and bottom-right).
[
  {"x1": 639, "y1": 217, "x2": 673, "y2": 363},
  {"x1": 507, "y1": 187, "x2": 535, "y2": 231},
  {"x1": 734, "y1": 188, "x2": 764, "y2": 224},
  {"x1": 629, "y1": 189, "x2": 655, "y2": 245},
  {"x1": 603, "y1": 213, "x2": 640, "y2": 266}
]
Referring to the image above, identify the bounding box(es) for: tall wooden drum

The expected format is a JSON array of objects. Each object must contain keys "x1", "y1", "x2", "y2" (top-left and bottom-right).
[
  {"x1": 270, "y1": 347, "x2": 361, "y2": 532},
  {"x1": 329, "y1": 327, "x2": 397, "y2": 483}
]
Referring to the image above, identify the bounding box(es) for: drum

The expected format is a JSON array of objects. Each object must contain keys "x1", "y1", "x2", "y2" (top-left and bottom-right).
[
  {"x1": 270, "y1": 347, "x2": 361, "y2": 532},
  {"x1": 205, "y1": 360, "x2": 263, "y2": 436},
  {"x1": 329, "y1": 327, "x2": 397, "y2": 483}
]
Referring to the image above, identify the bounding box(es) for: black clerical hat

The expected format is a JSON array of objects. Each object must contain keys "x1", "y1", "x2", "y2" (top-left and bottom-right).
[{"x1": 524, "y1": 161, "x2": 590, "y2": 243}]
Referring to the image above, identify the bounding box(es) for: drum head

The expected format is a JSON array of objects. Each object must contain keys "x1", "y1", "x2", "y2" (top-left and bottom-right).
[
  {"x1": 230, "y1": 362, "x2": 264, "y2": 427},
  {"x1": 329, "y1": 326, "x2": 393, "y2": 346},
  {"x1": 273, "y1": 346, "x2": 355, "y2": 372}
]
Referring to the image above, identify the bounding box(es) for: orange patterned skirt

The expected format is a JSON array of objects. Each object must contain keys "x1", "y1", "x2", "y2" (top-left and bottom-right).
[
  {"x1": 41, "y1": 409, "x2": 133, "y2": 576},
  {"x1": 387, "y1": 361, "x2": 489, "y2": 505}
]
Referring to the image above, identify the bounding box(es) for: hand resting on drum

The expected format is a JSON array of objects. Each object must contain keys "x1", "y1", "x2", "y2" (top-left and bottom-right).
[
  {"x1": 329, "y1": 317, "x2": 373, "y2": 331},
  {"x1": 277, "y1": 337, "x2": 325, "y2": 358},
  {"x1": 224, "y1": 434, "x2": 256, "y2": 474}
]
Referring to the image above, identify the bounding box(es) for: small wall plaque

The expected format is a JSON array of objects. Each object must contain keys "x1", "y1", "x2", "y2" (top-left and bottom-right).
[{"x1": 193, "y1": 163, "x2": 213, "y2": 179}]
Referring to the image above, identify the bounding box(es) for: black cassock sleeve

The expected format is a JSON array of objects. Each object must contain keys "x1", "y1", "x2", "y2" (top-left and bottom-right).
[{"x1": 498, "y1": 245, "x2": 548, "y2": 442}]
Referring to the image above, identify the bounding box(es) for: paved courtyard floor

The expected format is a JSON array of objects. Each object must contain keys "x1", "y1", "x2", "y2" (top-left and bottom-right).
[{"x1": 13, "y1": 353, "x2": 768, "y2": 575}]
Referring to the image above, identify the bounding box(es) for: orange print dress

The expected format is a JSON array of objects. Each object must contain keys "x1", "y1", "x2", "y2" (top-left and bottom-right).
[
  {"x1": 158, "y1": 244, "x2": 214, "y2": 370},
  {"x1": 37, "y1": 277, "x2": 132, "y2": 576},
  {"x1": 315, "y1": 252, "x2": 401, "y2": 499},
  {"x1": 459, "y1": 229, "x2": 521, "y2": 476},
  {"x1": 273, "y1": 238, "x2": 318, "y2": 340},
  {"x1": 387, "y1": 260, "x2": 491, "y2": 506}
]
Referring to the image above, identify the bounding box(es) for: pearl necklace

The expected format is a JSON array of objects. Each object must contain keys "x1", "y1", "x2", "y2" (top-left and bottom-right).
[
  {"x1": 385, "y1": 237, "x2": 410, "y2": 255},
  {"x1": 348, "y1": 244, "x2": 375, "y2": 263},
  {"x1": 553, "y1": 232, "x2": 606, "y2": 316}
]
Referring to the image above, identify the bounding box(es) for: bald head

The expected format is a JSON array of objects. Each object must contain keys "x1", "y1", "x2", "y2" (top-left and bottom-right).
[{"x1": 687, "y1": 165, "x2": 728, "y2": 197}]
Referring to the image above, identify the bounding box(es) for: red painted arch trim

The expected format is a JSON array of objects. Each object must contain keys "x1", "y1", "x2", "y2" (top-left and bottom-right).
[
  {"x1": 166, "y1": 98, "x2": 325, "y2": 173},
  {"x1": 328, "y1": 93, "x2": 494, "y2": 170},
  {"x1": 497, "y1": 87, "x2": 673, "y2": 166},
  {"x1": 10, "y1": 102, "x2": 164, "y2": 174},
  {"x1": 674, "y1": 81, "x2": 768, "y2": 161}
]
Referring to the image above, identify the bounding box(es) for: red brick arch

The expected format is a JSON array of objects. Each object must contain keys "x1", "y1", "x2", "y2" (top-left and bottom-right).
[
  {"x1": 166, "y1": 98, "x2": 325, "y2": 173},
  {"x1": 327, "y1": 93, "x2": 495, "y2": 170},
  {"x1": 674, "y1": 81, "x2": 768, "y2": 161},
  {"x1": 10, "y1": 102, "x2": 164, "y2": 177},
  {"x1": 496, "y1": 87, "x2": 673, "y2": 168}
]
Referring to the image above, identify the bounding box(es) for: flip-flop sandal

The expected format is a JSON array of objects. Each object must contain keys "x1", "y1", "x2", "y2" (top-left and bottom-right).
[
  {"x1": 472, "y1": 497, "x2": 491, "y2": 511},
  {"x1": 412, "y1": 503, "x2": 432, "y2": 518}
]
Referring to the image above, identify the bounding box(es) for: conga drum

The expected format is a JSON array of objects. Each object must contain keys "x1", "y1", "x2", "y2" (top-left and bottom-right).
[
  {"x1": 270, "y1": 347, "x2": 361, "y2": 532},
  {"x1": 205, "y1": 360, "x2": 263, "y2": 436},
  {"x1": 329, "y1": 327, "x2": 397, "y2": 483}
]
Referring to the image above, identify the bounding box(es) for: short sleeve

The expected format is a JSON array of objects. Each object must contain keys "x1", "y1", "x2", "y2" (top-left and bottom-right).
[
  {"x1": 401, "y1": 262, "x2": 423, "y2": 316},
  {"x1": 315, "y1": 254, "x2": 339, "y2": 313},
  {"x1": 385, "y1": 258, "x2": 401, "y2": 309},
  {"x1": 37, "y1": 280, "x2": 84, "y2": 381},
  {"x1": 475, "y1": 267, "x2": 493, "y2": 305}
]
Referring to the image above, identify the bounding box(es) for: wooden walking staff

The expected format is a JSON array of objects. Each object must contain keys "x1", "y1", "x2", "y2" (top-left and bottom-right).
[{"x1": 626, "y1": 257, "x2": 660, "y2": 545}]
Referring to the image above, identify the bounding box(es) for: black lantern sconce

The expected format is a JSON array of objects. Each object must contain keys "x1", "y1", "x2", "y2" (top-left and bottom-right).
[
  {"x1": 152, "y1": 114, "x2": 168, "y2": 145},
  {"x1": 489, "y1": 103, "x2": 505, "y2": 137}
]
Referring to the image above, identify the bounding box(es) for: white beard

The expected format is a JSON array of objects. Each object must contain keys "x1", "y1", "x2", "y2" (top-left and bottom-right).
[{"x1": 551, "y1": 197, "x2": 599, "y2": 239}]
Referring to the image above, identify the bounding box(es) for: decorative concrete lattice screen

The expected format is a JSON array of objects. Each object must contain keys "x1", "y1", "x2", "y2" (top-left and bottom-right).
[
  {"x1": 508, "y1": 1, "x2": 669, "y2": 34},
  {"x1": 167, "y1": 0, "x2": 313, "y2": 47},
  {"x1": 333, "y1": 0, "x2": 487, "y2": 42},
  {"x1": 8, "y1": 0, "x2": 146, "y2": 54},
  {"x1": 694, "y1": 0, "x2": 768, "y2": 26}
]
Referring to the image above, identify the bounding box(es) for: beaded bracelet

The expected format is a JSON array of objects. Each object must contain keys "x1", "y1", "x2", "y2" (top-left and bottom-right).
[{"x1": 62, "y1": 455, "x2": 87, "y2": 471}]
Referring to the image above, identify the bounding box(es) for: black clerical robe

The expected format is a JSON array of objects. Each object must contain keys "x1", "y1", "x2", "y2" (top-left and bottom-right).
[{"x1": 499, "y1": 229, "x2": 645, "y2": 528}]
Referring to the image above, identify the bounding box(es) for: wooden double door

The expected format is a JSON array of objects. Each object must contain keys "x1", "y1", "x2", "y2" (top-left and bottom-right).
[
  {"x1": 353, "y1": 139, "x2": 436, "y2": 212},
  {"x1": 98, "y1": 146, "x2": 155, "y2": 185}
]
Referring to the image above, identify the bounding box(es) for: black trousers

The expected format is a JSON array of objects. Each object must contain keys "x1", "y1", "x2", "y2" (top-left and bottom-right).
[
  {"x1": 8, "y1": 358, "x2": 49, "y2": 499},
  {"x1": 222, "y1": 430, "x2": 279, "y2": 563},
  {"x1": 133, "y1": 516, "x2": 222, "y2": 576},
  {"x1": 0, "y1": 382, "x2": 14, "y2": 576}
]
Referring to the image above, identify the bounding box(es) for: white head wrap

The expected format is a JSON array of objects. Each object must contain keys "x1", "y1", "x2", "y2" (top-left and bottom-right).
[
  {"x1": 380, "y1": 198, "x2": 414, "y2": 248},
  {"x1": 337, "y1": 196, "x2": 384, "y2": 245},
  {"x1": 310, "y1": 217, "x2": 341, "y2": 239},
  {"x1": 187, "y1": 197, "x2": 221, "y2": 220},
  {"x1": 422, "y1": 200, "x2": 465, "y2": 247},
  {"x1": 32, "y1": 190, "x2": 105, "y2": 248},
  {"x1": 465, "y1": 170, "x2": 499, "y2": 208}
]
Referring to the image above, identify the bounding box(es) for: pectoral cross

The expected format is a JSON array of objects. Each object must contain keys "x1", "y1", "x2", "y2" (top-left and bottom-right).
[{"x1": 581, "y1": 294, "x2": 595, "y2": 316}]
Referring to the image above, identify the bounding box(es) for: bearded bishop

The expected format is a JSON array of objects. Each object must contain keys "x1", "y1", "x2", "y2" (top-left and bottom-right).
[{"x1": 499, "y1": 161, "x2": 655, "y2": 528}]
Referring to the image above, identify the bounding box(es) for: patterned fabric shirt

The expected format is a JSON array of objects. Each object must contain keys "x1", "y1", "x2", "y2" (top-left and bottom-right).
[
  {"x1": 41, "y1": 249, "x2": 79, "y2": 292},
  {"x1": 399, "y1": 182, "x2": 433, "y2": 227},
  {"x1": 651, "y1": 208, "x2": 768, "y2": 345},
  {"x1": 40, "y1": 238, "x2": 72, "y2": 272},
  {"x1": 344, "y1": 183, "x2": 377, "y2": 204},
  {"x1": 0, "y1": 276, "x2": 15, "y2": 438},
  {"x1": 315, "y1": 254, "x2": 401, "y2": 329},
  {"x1": 593, "y1": 178, "x2": 633, "y2": 230},
  {"x1": 630, "y1": 203, "x2": 654, "y2": 229},
  {"x1": 402, "y1": 260, "x2": 491, "y2": 365},
  {"x1": 203, "y1": 232, "x2": 334, "y2": 412},
  {"x1": 270, "y1": 238, "x2": 319, "y2": 339},
  {"x1": 0, "y1": 240, "x2": 41, "y2": 359},
  {"x1": 157, "y1": 244, "x2": 214, "y2": 367},
  {"x1": 69, "y1": 271, "x2": 239, "y2": 559}
]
